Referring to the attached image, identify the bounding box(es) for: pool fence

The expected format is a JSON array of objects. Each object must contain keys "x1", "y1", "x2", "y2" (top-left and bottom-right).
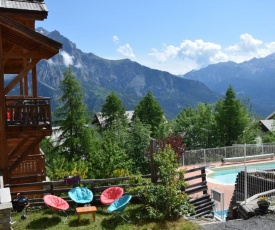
[
  {"x1": 181, "y1": 143, "x2": 275, "y2": 219},
  {"x1": 181, "y1": 143, "x2": 275, "y2": 166},
  {"x1": 233, "y1": 165, "x2": 275, "y2": 204},
  {"x1": 211, "y1": 189, "x2": 225, "y2": 221}
]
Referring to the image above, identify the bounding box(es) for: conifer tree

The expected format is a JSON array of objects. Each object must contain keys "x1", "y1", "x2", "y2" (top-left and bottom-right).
[
  {"x1": 54, "y1": 66, "x2": 93, "y2": 160},
  {"x1": 215, "y1": 85, "x2": 250, "y2": 146},
  {"x1": 101, "y1": 92, "x2": 127, "y2": 129},
  {"x1": 133, "y1": 91, "x2": 164, "y2": 138}
]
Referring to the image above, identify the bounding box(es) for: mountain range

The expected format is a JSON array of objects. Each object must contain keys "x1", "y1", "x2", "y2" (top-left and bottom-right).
[
  {"x1": 10, "y1": 27, "x2": 275, "y2": 119},
  {"x1": 31, "y1": 27, "x2": 221, "y2": 119},
  {"x1": 182, "y1": 54, "x2": 275, "y2": 117}
]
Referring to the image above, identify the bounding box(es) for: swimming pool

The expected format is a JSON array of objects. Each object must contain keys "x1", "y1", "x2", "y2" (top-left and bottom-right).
[{"x1": 207, "y1": 161, "x2": 275, "y2": 185}]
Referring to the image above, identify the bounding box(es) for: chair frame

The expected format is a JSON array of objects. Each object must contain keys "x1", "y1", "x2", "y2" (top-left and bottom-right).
[
  {"x1": 47, "y1": 208, "x2": 68, "y2": 224},
  {"x1": 43, "y1": 195, "x2": 69, "y2": 224},
  {"x1": 107, "y1": 194, "x2": 132, "y2": 223}
]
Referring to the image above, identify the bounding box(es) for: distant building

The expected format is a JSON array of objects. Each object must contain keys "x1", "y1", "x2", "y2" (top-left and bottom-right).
[
  {"x1": 259, "y1": 111, "x2": 275, "y2": 132},
  {"x1": 92, "y1": 111, "x2": 134, "y2": 128}
]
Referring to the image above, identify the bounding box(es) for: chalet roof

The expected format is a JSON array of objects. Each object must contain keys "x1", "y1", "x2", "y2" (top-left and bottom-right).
[
  {"x1": 265, "y1": 111, "x2": 275, "y2": 120},
  {"x1": 0, "y1": 14, "x2": 62, "y2": 73},
  {"x1": 0, "y1": 0, "x2": 46, "y2": 11},
  {"x1": 0, "y1": 0, "x2": 47, "y2": 20},
  {"x1": 259, "y1": 119, "x2": 275, "y2": 132}
]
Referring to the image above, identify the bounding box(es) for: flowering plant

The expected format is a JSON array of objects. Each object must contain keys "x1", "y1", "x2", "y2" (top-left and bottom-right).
[{"x1": 258, "y1": 196, "x2": 269, "y2": 205}]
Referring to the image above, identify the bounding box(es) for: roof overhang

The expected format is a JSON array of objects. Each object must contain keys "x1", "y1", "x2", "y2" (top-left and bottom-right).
[
  {"x1": 0, "y1": 14, "x2": 62, "y2": 74},
  {"x1": 0, "y1": 0, "x2": 48, "y2": 20}
]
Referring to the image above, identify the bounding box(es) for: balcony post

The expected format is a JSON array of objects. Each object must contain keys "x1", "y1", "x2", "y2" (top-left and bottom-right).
[{"x1": 0, "y1": 26, "x2": 8, "y2": 184}]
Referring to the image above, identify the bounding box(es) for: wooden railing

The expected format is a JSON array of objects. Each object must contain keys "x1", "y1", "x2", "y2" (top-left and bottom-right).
[
  {"x1": 9, "y1": 154, "x2": 46, "y2": 181},
  {"x1": 6, "y1": 96, "x2": 51, "y2": 127}
]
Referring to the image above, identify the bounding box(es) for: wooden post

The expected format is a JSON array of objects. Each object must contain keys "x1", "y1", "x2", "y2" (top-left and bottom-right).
[
  {"x1": 32, "y1": 65, "x2": 37, "y2": 97},
  {"x1": 201, "y1": 167, "x2": 207, "y2": 195},
  {"x1": 50, "y1": 183, "x2": 54, "y2": 195},
  {"x1": 150, "y1": 139, "x2": 158, "y2": 183},
  {"x1": 0, "y1": 26, "x2": 8, "y2": 184},
  {"x1": 20, "y1": 79, "x2": 23, "y2": 95},
  {"x1": 23, "y1": 49, "x2": 28, "y2": 96}
]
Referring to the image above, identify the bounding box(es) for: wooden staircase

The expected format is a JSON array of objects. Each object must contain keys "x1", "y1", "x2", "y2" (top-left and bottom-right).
[
  {"x1": 183, "y1": 166, "x2": 215, "y2": 217},
  {"x1": 189, "y1": 194, "x2": 215, "y2": 217}
]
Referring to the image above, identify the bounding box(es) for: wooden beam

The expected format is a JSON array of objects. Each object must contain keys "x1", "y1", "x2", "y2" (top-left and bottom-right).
[
  {"x1": 23, "y1": 50, "x2": 28, "y2": 95},
  {"x1": 8, "y1": 137, "x2": 29, "y2": 159},
  {"x1": 4, "y1": 59, "x2": 38, "y2": 94},
  {"x1": 3, "y1": 49, "x2": 47, "y2": 59},
  {"x1": 3, "y1": 43, "x2": 16, "y2": 66},
  {"x1": 0, "y1": 15, "x2": 61, "y2": 51},
  {"x1": 32, "y1": 65, "x2": 37, "y2": 97},
  {"x1": 9, "y1": 135, "x2": 44, "y2": 172},
  {"x1": 0, "y1": 26, "x2": 8, "y2": 183}
]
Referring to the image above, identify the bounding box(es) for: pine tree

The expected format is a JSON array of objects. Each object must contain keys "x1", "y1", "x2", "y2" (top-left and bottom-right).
[
  {"x1": 54, "y1": 66, "x2": 93, "y2": 160},
  {"x1": 215, "y1": 85, "x2": 251, "y2": 146},
  {"x1": 133, "y1": 91, "x2": 164, "y2": 138},
  {"x1": 101, "y1": 92, "x2": 127, "y2": 129}
]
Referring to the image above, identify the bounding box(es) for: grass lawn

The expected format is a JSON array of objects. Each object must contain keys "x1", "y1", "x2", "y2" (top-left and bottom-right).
[{"x1": 11, "y1": 204, "x2": 201, "y2": 230}]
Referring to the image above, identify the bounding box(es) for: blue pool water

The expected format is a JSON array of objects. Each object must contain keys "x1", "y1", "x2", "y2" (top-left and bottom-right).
[
  {"x1": 215, "y1": 210, "x2": 228, "y2": 220},
  {"x1": 207, "y1": 161, "x2": 275, "y2": 185}
]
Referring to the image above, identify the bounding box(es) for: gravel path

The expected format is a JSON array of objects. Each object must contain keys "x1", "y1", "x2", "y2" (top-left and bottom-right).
[{"x1": 199, "y1": 214, "x2": 275, "y2": 230}]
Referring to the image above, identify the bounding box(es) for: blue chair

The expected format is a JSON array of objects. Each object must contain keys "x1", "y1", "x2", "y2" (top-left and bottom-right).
[
  {"x1": 107, "y1": 194, "x2": 132, "y2": 223},
  {"x1": 68, "y1": 187, "x2": 93, "y2": 207}
]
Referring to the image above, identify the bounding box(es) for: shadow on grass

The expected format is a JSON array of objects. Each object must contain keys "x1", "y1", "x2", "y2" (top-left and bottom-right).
[
  {"x1": 68, "y1": 218, "x2": 91, "y2": 227},
  {"x1": 101, "y1": 217, "x2": 124, "y2": 230},
  {"x1": 26, "y1": 216, "x2": 61, "y2": 229},
  {"x1": 100, "y1": 205, "x2": 143, "y2": 229}
]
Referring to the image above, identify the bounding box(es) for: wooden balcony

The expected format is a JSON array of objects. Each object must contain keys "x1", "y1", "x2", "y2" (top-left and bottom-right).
[
  {"x1": 9, "y1": 153, "x2": 46, "y2": 184},
  {"x1": 6, "y1": 96, "x2": 52, "y2": 136}
]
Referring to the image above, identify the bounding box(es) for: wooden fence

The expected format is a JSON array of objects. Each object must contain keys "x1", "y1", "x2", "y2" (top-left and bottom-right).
[{"x1": 4, "y1": 166, "x2": 214, "y2": 217}]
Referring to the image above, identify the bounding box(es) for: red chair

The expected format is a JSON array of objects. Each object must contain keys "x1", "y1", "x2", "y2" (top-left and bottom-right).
[
  {"x1": 100, "y1": 187, "x2": 124, "y2": 205},
  {"x1": 43, "y1": 195, "x2": 69, "y2": 223}
]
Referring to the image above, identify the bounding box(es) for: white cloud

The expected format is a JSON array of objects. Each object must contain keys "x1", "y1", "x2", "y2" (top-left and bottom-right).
[
  {"x1": 148, "y1": 33, "x2": 275, "y2": 75},
  {"x1": 224, "y1": 34, "x2": 274, "y2": 63},
  {"x1": 227, "y1": 33, "x2": 262, "y2": 53},
  {"x1": 113, "y1": 35, "x2": 119, "y2": 43},
  {"x1": 149, "y1": 39, "x2": 222, "y2": 68},
  {"x1": 149, "y1": 45, "x2": 180, "y2": 62},
  {"x1": 117, "y1": 44, "x2": 136, "y2": 59},
  {"x1": 179, "y1": 39, "x2": 222, "y2": 66},
  {"x1": 75, "y1": 62, "x2": 82, "y2": 68},
  {"x1": 60, "y1": 50, "x2": 74, "y2": 66},
  {"x1": 46, "y1": 59, "x2": 54, "y2": 65}
]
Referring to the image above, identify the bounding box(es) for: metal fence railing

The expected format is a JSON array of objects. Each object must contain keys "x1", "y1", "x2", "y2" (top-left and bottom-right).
[
  {"x1": 235, "y1": 165, "x2": 275, "y2": 203},
  {"x1": 181, "y1": 143, "x2": 275, "y2": 166}
]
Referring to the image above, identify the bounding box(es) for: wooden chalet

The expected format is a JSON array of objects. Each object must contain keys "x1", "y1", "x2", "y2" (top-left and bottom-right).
[{"x1": 0, "y1": 0, "x2": 62, "y2": 185}]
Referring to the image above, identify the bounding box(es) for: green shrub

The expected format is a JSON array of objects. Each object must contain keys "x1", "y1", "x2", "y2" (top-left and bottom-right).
[{"x1": 129, "y1": 146, "x2": 195, "y2": 220}]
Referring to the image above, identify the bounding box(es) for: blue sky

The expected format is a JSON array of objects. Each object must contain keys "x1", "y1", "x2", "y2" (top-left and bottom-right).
[{"x1": 37, "y1": 0, "x2": 275, "y2": 75}]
